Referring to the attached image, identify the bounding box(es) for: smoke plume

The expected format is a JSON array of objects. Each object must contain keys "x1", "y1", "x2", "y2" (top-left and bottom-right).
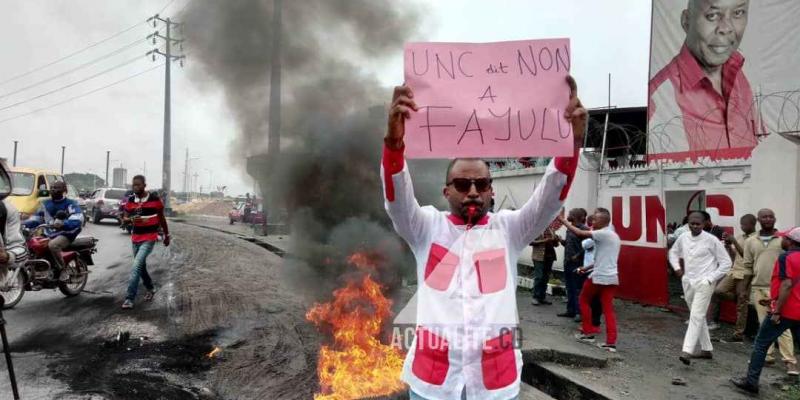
[{"x1": 181, "y1": 0, "x2": 445, "y2": 297}]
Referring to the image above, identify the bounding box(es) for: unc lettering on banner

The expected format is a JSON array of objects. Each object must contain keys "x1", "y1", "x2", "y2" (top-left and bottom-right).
[{"x1": 404, "y1": 39, "x2": 573, "y2": 158}]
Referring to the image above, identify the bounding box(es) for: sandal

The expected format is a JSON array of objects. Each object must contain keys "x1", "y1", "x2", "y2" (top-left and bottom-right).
[{"x1": 144, "y1": 289, "x2": 156, "y2": 302}]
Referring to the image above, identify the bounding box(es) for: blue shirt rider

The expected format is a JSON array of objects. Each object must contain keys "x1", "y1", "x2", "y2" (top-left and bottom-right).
[{"x1": 23, "y1": 181, "x2": 83, "y2": 282}]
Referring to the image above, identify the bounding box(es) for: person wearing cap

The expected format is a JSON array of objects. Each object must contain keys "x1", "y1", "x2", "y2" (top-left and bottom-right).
[
  {"x1": 731, "y1": 227, "x2": 800, "y2": 394},
  {"x1": 742, "y1": 208, "x2": 796, "y2": 374}
]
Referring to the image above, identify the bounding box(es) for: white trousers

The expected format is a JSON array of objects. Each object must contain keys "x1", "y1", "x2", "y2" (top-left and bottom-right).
[{"x1": 682, "y1": 279, "x2": 714, "y2": 353}]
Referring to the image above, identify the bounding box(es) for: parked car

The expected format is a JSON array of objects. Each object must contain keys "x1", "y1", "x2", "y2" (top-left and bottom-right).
[
  {"x1": 7, "y1": 167, "x2": 65, "y2": 219},
  {"x1": 229, "y1": 202, "x2": 265, "y2": 225},
  {"x1": 85, "y1": 188, "x2": 129, "y2": 223}
]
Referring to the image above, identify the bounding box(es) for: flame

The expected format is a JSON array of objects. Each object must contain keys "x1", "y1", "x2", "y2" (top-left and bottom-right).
[
  {"x1": 207, "y1": 346, "x2": 222, "y2": 359},
  {"x1": 306, "y1": 252, "x2": 406, "y2": 399}
]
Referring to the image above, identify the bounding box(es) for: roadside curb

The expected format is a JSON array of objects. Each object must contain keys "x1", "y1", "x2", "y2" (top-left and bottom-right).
[{"x1": 173, "y1": 219, "x2": 287, "y2": 257}]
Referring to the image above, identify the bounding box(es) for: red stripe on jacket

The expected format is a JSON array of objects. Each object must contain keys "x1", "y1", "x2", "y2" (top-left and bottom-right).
[{"x1": 382, "y1": 144, "x2": 405, "y2": 202}]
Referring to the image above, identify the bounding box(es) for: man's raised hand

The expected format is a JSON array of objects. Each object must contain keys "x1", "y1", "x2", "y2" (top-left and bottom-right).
[
  {"x1": 564, "y1": 76, "x2": 588, "y2": 148},
  {"x1": 385, "y1": 85, "x2": 417, "y2": 150}
]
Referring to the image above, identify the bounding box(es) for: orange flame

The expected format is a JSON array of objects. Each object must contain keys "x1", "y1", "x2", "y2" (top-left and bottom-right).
[
  {"x1": 306, "y1": 252, "x2": 406, "y2": 399},
  {"x1": 207, "y1": 346, "x2": 222, "y2": 359}
]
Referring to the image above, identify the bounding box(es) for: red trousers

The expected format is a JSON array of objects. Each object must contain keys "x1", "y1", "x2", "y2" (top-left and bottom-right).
[{"x1": 580, "y1": 279, "x2": 618, "y2": 345}]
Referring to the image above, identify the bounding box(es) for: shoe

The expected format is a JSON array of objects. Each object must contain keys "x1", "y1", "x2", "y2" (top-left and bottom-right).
[
  {"x1": 786, "y1": 362, "x2": 799, "y2": 376},
  {"x1": 573, "y1": 315, "x2": 582, "y2": 323},
  {"x1": 691, "y1": 351, "x2": 713, "y2": 360},
  {"x1": 721, "y1": 335, "x2": 744, "y2": 343},
  {"x1": 598, "y1": 343, "x2": 617, "y2": 353},
  {"x1": 679, "y1": 352, "x2": 691, "y2": 366},
  {"x1": 729, "y1": 377, "x2": 759, "y2": 394},
  {"x1": 540, "y1": 299, "x2": 553, "y2": 305},
  {"x1": 121, "y1": 299, "x2": 134, "y2": 310},
  {"x1": 574, "y1": 332, "x2": 596, "y2": 343},
  {"x1": 144, "y1": 288, "x2": 157, "y2": 302},
  {"x1": 765, "y1": 358, "x2": 776, "y2": 366},
  {"x1": 707, "y1": 322, "x2": 720, "y2": 331},
  {"x1": 557, "y1": 312, "x2": 576, "y2": 318},
  {"x1": 532, "y1": 299, "x2": 542, "y2": 306}
]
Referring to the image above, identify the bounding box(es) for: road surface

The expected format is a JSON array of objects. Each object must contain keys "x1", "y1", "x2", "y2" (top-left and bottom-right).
[{"x1": 0, "y1": 220, "x2": 317, "y2": 400}]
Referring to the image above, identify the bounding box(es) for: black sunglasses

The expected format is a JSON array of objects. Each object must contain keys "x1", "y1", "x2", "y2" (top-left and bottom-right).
[{"x1": 447, "y1": 178, "x2": 492, "y2": 193}]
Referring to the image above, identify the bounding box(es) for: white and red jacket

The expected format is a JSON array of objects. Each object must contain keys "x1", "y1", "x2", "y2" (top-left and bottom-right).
[{"x1": 381, "y1": 145, "x2": 578, "y2": 400}]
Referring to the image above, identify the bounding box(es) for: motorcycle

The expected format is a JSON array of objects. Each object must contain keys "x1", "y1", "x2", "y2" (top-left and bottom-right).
[{"x1": 0, "y1": 224, "x2": 98, "y2": 309}]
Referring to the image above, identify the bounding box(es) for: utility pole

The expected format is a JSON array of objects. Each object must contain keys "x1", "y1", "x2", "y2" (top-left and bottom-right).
[
  {"x1": 60, "y1": 146, "x2": 65, "y2": 174},
  {"x1": 12, "y1": 141, "x2": 18, "y2": 167},
  {"x1": 265, "y1": 0, "x2": 283, "y2": 229},
  {"x1": 105, "y1": 151, "x2": 110, "y2": 187},
  {"x1": 183, "y1": 147, "x2": 189, "y2": 194},
  {"x1": 147, "y1": 14, "x2": 185, "y2": 216}
]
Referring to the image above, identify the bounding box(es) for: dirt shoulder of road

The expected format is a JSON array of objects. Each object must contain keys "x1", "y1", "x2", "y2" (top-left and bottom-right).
[
  {"x1": 518, "y1": 294, "x2": 800, "y2": 399},
  {"x1": 168, "y1": 222, "x2": 318, "y2": 400}
]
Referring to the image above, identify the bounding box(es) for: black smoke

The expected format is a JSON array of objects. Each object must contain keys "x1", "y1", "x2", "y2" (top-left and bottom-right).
[{"x1": 181, "y1": 0, "x2": 445, "y2": 297}]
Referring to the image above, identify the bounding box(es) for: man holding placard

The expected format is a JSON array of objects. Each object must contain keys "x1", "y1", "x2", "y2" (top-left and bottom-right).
[{"x1": 383, "y1": 38, "x2": 585, "y2": 399}]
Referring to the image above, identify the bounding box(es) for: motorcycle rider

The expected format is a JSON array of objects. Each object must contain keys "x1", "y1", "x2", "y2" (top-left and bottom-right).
[{"x1": 23, "y1": 181, "x2": 83, "y2": 282}]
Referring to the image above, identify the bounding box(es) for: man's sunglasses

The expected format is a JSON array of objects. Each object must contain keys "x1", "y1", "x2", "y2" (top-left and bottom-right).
[{"x1": 447, "y1": 178, "x2": 492, "y2": 193}]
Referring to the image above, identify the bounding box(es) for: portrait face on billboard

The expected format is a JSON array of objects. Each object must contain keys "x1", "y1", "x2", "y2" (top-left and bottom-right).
[{"x1": 647, "y1": 0, "x2": 800, "y2": 162}]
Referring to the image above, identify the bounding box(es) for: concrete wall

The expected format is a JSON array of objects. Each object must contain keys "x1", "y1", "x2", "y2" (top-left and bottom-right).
[{"x1": 748, "y1": 133, "x2": 800, "y2": 229}]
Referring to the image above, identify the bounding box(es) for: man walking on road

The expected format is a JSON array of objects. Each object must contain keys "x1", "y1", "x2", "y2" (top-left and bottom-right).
[
  {"x1": 121, "y1": 175, "x2": 170, "y2": 310},
  {"x1": 559, "y1": 209, "x2": 621, "y2": 352},
  {"x1": 731, "y1": 227, "x2": 800, "y2": 394},
  {"x1": 669, "y1": 211, "x2": 731, "y2": 365},
  {"x1": 558, "y1": 208, "x2": 588, "y2": 319},
  {"x1": 381, "y1": 77, "x2": 586, "y2": 399},
  {"x1": 743, "y1": 208, "x2": 797, "y2": 375},
  {"x1": 714, "y1": 214, "x2": 756, "y2": 342}
]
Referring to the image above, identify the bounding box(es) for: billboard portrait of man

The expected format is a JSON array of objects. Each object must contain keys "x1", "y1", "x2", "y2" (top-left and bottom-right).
[{"x1": 648, "y1": 0, "x2": 765, "y2": 162}]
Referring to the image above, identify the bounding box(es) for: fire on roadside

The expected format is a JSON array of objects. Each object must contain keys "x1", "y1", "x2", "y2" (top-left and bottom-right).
[
  {"x1": 207, "y1": 346, "x2": 222, "y2": 359},
  {"x1": 306, "y1": 251, "x2": 407, "y2": 400}
]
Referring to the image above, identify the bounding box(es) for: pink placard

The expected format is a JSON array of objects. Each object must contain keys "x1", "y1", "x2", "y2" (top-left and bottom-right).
[{"x1": 403, "y1": 39, "x2": 573, "y2": 158}]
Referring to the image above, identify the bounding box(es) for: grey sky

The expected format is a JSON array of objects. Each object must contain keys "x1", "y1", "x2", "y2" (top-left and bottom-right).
[{"x1": 0, "y1": 0, "x2": 651, "y2": 196}]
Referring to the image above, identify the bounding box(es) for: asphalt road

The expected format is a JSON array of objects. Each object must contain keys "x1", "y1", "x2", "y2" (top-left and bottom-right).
[{"x1": 0, "y1": 219, "x2": 317, "y2": 400}]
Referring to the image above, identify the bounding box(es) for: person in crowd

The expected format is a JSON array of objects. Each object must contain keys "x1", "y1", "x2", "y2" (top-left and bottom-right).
[
  {"x1": 731, "y1": 227, "x2": 800, "y2": 394},
  {"x1": 743, "y1": 208, "x2": 797, "y2": 375},
  {"x1": 669, "y1": 211, "x2": 731, "y2": 365},
  {"x1": 713, "y1": 214, "x2": 756, "y2": 342},
  {"x1": 531, "y1": 227, "x2": 559, "y2": 306},
  {"x1": 560, "y1": 208, "x2": 621, "y2": 352},
  {"x1": 558, "y1": 208, "x2": 588, "y2": 319}
]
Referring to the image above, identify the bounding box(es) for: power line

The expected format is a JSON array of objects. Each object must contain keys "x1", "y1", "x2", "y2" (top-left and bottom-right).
[
  {"x1": 0, "y1": 0, "x2": 181, "y2": 88},
  {"x1": 0, "y1": 34, "x2": 157, "y2": 100},
  {"x1": 0, "y1": 21, "x2": 145, "y2": 87},
  {"x1": 0, "y1": 55, "x2": 146, "y2": 113},
  {"x1": 0, "y1": 63, "x2": 164, "y2": 125},
  {"x1": 159, "y1": 0, "x2": 178, "y2": 14}
]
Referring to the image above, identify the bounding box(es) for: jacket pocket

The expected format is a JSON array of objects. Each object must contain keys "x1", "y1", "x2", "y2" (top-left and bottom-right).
[
  {"x1": 474, "y1": 248, "x2": 507, "y2": 294},
  {"x1": 481, "y1": 331, "x2": 517, "y2": 390},
  {"x1": 412, "y1": 327, "x2": 450, "y2": 385},
  {"x1": 424, "y1": 243, "x2": 459, "y2": 291}
]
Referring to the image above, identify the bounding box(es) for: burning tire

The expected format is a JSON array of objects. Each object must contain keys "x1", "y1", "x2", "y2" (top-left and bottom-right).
[
  {"x1": 58, "y1": 258, "x2": 88, "y2": 297},
  {"x1": 0, "y1": 268, "x2": 26, "y2": 309}
]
